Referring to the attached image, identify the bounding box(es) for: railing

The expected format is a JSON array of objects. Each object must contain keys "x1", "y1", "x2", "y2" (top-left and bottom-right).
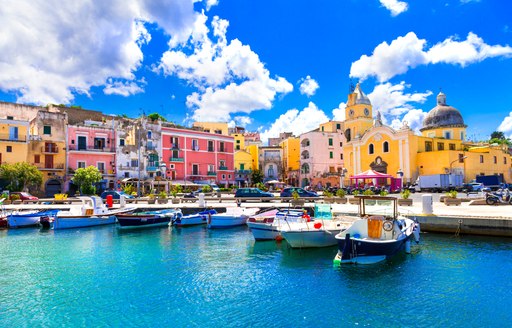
[
  {"x1": 41, "y1": 146, "x2": 58, "y2": 153},
  {"x1": 146, "y1": 145, "x2": 157, "y2": 151},
  {"x1": 118, "y1": 165, "x2": 138, "y2": 171},
  {"x1": 68, "y1": 145, "x2": 115, "y2": 152},
  {"x1": 32, "y1": 163, "x2": 65, "y2": 170},
  {"x1": 218, "y1": 166, "x2": 228, "y2": 170},
  {"x1": 169, "y1": 157, "x2": 184, "y2": 162},
  {"x1": 235, "y1": 169, "x2": 252, "y2": 174},
  {"x1": 207, "y1": 171, "x2": 217, "y2": 176},
  {"x1": 146, "y1": 166, "x2": 158, "y2": 172},
  {"x1": 264, "y1": 156, "x2": 281, "y2": 162},
  {"x1": 0, "y1": 134, "x2": 27, "y2": 142}
]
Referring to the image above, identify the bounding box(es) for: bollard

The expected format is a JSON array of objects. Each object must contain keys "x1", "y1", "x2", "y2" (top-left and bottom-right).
[
  {"x1": 421, "y1": 194, "x2": 433, "y2": 215},
  {"x1": 198, "y1": 193, "x2": 205, "y2": 207},
  {"x1": 106, "y1": 194, "x2": 113, "y2": 208},
  {"x1": 119, "y1": 195, "x2": 126, "y2": 208}
]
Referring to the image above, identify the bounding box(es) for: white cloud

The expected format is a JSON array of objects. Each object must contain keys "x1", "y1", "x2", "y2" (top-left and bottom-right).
[
  {"x1": 299, "y1": 76, "x2": 319, "y2": 97},
  {"x1": 497, "y1": 112, "x2": 512, "y2": 138},
  {"x1": 260, "y1": 102, "x2": 329, "y2": 144},
  {"x1": 350, "y1": 32, "x2": 512, "y2": 82},
  {"x1": 104, "y1": 78, "x2": 146, "y2": 96},
  {"x1": 0, "y1": 0, "x2": 204, "y2": 105},
  {"x1": 332, "y1": 102, "x2": 346, "y2": 122},
  {"x1": 159, "y1": 14, "x2": 293, "y2": 122},
  {"x1": 379, "y1": 0, "x2": 408, "y2": 16},
  {"x1": 390, "y1": 109, "x2": 427, "y2": 133}
]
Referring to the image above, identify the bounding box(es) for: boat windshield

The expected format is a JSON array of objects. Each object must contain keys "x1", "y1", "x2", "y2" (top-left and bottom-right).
[{"x1": 360, "y1": 197, "x2": 397, "y2": 218}]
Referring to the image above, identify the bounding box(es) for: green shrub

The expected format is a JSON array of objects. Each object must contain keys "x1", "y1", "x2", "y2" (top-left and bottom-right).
[
  {"x1": 363, "y1": 189, "x2": 374, "y2": 196},
  {"x1": 401, "y1": 189, "x2": 411, "y2": 199},
  {"x1": 336, "y1": 189, "x2": 346, "y2": 197},
  {"x1": 446, "y1": 190, "x2": 458, "y2": 198},
  {"x1": 323, "y1": 190, "x2": 333, "y2": 198}
]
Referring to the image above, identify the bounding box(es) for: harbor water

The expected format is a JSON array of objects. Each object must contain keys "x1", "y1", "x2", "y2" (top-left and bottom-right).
[{"x1": 1, "y1": 225, "x2": 511, "y2": 327}]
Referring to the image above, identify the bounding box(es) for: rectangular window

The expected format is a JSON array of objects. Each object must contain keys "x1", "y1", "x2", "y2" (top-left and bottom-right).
[
  {"x1": 220, "y1": 160, "x2": 226, "y2": 168},
  {"x1": 340, "y1": 142, "x2": 343, "y2": 147},
  {"x1": 461, "y1": 132, "x2": 464, "y2": 140},
  {"x1": 425, "y1": 141, "x2": 433, "y2": 152},
  {"x1": 437, "y1": 142, "x2": 444, "y2": 151},
  {"x1": 192, "y1": 139, "x2": 199, "y2": 151},
  {"x1": 171, "y1": 137, "x2": 179, "y2": 149},
  {"x1": 236, "y1": 145, "x2": 240, "y2": 150},
  {"x1": 240, "y1": 163, "x2": 245, "y2": 171},
  {"x1": 340, "y1": 154, "x2": 343, "y2": 160},
  {"x1": 192, "y1": 164, "x2": 199, "y2": 175},
  {"x1": 131, "y1": 159, "x2": 138, "y2": 167},
  {"x1": 328, "y1": 138, "x2": 333, "y2": 146},
  {"x1": 34, "y1": 155, "x2": 40, "y2": 163},
  {"x1": 97, "y1": 162, "x2": 105, "y2": 173},
  {"x1": 208, "y1": 140, "x2": 214, "y2": 152},
  {"x1": 480, "y1": 155, "x2": 484, "y2": 163},
  {"x1": 236, "y1": 140, "x2": 240, "y2": 144},
  {"x1": 43, "y1": 125, "x2": 51, "y2": 135},
  {"x1": 124, "y1": 172, "x2": 130, "y2": 178},
  {"x1": 336, "y1": 123, "x2": 341, "y2": 130},
  {"x1": 94, "y1": 137, "x2": 106, "y2": 149},
  {"x1": 9, "y1": 127, "x2": 18, "y2": 140},
  {"x1": 219, "y1": 142, "x2": 225, "y2": 152},
  {"x1": 119, "y1": 139, "x2": 125, "y2": 146},
  {"x1": 172, "y1": 150, "x2": 179, "y2": 158},
  {"x1": 449, "y1": 143, "x2": 456, "y2": 150},
  {"x1": 6, "y1": 116, "x2": 13, "y2": 120},
  {"x1": 77, "y1": 161, "x2": 86, "y2": 169},
  {"x1": 208, "y1": 164, "x2": 215, "y2": 173},
  {"x1": 6, "y1": 146, "x2": 12, "y2": 152},
  {"x1": 321, "y1": 126, "x2": 324, "y2": 132},
  {"x1": 494, "y1": 156, "x2": 497, "y2": 164},
  {"x1": 444, "y1": 131, "x2": 451, "y2": 139},
  {"x1": 329, "y1": 151, "x2": 333, "y2": 159}
]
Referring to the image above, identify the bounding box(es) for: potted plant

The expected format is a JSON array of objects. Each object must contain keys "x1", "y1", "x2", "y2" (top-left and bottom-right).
[
  {"x1": 444, "y1": 190, "x2": 461, "y2": 206},
  {"x1": 157, "y1": 190, "x2": 168, "y2": 204},
  {"x1": 398, "y1": 189, "x2": 413, "y2": 206},
  {"x1": 170, "y1": 184, "x2": 182, "y2": 204},
  {"x1": 201, "y1": 185, "x2": 212, "y2": 195},
  {"x1": 10, "y1": 193, "x2": 21, "y2": 204},
  {"x1": 291, "y1": 190, "x2": 305, "y2": 207},
  {"x1": 147, "y1": 193, "x2": 156, "y2": 204},
  {"x1": 335, "y1": 188, "x2": 347, "y2": 204},
  {"x1": 349, "y1": 190, "x2": 361, "y2": 204},
  {"x1": 323, "y1": 190, "x2": 335, "y2": 204},
  {"x1": 1, "y1": 192, "x2": 11, "y2": 205}
]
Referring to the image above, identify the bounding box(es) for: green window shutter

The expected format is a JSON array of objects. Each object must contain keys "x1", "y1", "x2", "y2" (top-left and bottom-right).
[{"x1": 43, "y1": 126, "x2": 51, "y2": 134}]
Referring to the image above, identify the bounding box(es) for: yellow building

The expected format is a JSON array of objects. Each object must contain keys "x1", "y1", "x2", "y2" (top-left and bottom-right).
[
  {"x1": 343, "y1": 85, "x2": 511, "y2": 185},
  {"x1": 192, "y1": 122, "x2": 229, "y2": 135},
  {"x1": 0, "y1": 117, "x2": 30, "y2": 164},
  {"x1": 280, "y1": 136, "x2": 300, "y2": 185}
]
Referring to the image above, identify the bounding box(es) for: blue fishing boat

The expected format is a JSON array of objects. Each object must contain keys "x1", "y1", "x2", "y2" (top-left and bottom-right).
[
  {"x1": 172, "y1": 208, "x2": 217, "y2": 227},
  {"x1": 116, "y1": 209, "x2": 181, "y2": 229},
  {"x1": 7, "y1": 209, "x2": 59, "y2": 228}
]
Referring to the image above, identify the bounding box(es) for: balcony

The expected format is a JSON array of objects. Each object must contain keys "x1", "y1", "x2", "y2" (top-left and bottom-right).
[
  {"x1": 68, "y1": 145, "x2": 115, "y2": 152},
  {"x1": 171, "y1": 143, "x2": 180, "y2": 150},
  {"x1": 207, "y1": 171, "x2": 217, "y2": 176},
  {"x1": 146, "y1": 166, "x2": 158, "y2": 172},
  {"x1": 146, "y1": 145, "x2": 157, "y2": 151},
  {"x1": 0, "y1": 134, "x2": 27, "y2": 142},
  {"x1": 169, "y1": 157, "x2": 184, "y2": 162},
  {"x1": 218, "y1": 166, "x2": 228, "y2": 170},
  {"x1": 41, "y1": 145, "x2": 59, "y2": 153},
  {"x1": 235, "y1": 169, "x2": 251, "y2": 174},
  {"x1": 33, "y1": 163, "x2": 65, "y2": 170},
  {"x1": 118, "y1": 165, "x2": 138, "y2": 171}
]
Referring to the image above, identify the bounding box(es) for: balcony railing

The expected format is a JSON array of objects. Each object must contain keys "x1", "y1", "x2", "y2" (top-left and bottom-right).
[
  {"x1": 68, "y1": 145, "x2": 115, "y2": 152},
  {"x1": 33, "y1": 163, "x2": 65, "y2": 170},
  {"x1": 147, "y1": 166, "x2": 158, "y2": 172},
  {"x1": 118, "y1": 165, "x2": 138, "y2": 171},
  {"x1": 41, "y1": 146, "x2": 59, "y2": 153},
  {"x1": 0, "y1": 134, "x2": 27, "y2": 142},
  {"x1": 146, "y1": 145, "x2": 157, "y2": 151},
  {"x1": 169, "y1": 157, "x2": 184, "y2": 162},
  {"x1": 235, "y1": 169, "x2": 252, "y2": 174},
  {"x1": 207, "y1": 171, "x2": 217, "y2": 176},
  {"x1": 218, "y1": 166, "x2": 228, "y2": 170}
]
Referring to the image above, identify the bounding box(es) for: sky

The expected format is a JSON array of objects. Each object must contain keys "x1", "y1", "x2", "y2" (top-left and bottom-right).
[{"x1": 1, "y1": 0, "x2": 511, "y2": 144}]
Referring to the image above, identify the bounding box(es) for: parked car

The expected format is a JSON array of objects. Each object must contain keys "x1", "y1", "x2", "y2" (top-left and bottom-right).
[
  {"x1": 100, "y1": 190, "x2": 134, "y2": 200},
  {"x1": 235, "y1": 188, "x2": 274, "y2": 200},
  {"x1": 9, "y1": 192, "x2": 38, "y2": 201},
  {"x1": 280, "y1": 187, "x2": 318, "y2": 198}
]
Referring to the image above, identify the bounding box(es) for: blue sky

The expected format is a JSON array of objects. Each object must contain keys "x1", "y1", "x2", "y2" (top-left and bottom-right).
[{"x1": 1, "y1": 0, "x2": 511, "y2": 143}]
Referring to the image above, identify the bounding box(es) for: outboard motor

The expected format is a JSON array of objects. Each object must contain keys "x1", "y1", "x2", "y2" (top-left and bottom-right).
[
  {"x1": 341, "y1": 234, "x2": 353, "y2": 262},
  {"x1": 40, "y1": 216, "x2": 51, "y2": 229}
]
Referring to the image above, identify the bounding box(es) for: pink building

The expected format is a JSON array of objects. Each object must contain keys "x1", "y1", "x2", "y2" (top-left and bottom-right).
[
  {"x1": 66, "y1": 120, "x2": 116, "y2": 193},
  {"x1": 161, "y1": 126, "x2": 234, "y2": 186}
]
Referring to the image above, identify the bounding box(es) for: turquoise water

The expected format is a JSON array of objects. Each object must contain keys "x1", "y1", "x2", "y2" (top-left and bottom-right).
[{"x1": 1, "y1": 226, "x2": 511, "y2": 327}]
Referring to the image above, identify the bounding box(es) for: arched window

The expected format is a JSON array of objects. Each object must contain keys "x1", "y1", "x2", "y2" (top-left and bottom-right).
[
  {"x1": 147, "y1": 131, "x2": 152, "y2": 139},
  {"x1": 301, "y1": 150, "x2": 309, "y2": 159},
  {"x1": 369, "y1": 144, "x2": 374, "y2": 154},
  {"x1": 301, "y1": 139, "x2": 310, "y2": 147},
  {"x1": 301, "y1": 163, "x2": 310, "y2": 174},
  {"x1": 383, "y1": 141, "x2": 389, "y2": 153}
]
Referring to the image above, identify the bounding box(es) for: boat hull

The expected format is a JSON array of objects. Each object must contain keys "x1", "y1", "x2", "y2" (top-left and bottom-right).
[
  {"x1": 246, "y1": 222, "x2": 280, "y2": 240},
  {"x1": 53, "y1": 216, "x2": 117, "y2": 230},
  {"x1": 334, "y1": 236, "x2": 410, "y2": 264},
  {"x1": 117, "y1": 214, "x2": 172, "y2": 229},
  {"x1": 174, "y1": 209, "x2": 217, "y2": 227},
  {"x1": 281, "y1": 229, "x2": 342, "y2": 248},
  {"x1": 207, "y1": 215, "x2": 248, "y2": 229},
  {"x1": 7, "y1": 210, "x2": 59, "y2": 228}
]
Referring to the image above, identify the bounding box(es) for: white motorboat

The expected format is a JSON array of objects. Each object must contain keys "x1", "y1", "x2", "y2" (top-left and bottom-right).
[
  {"x1": 280, "y1": 204, "x2": 351, "y2": 248},
  {"x1": 6, "y1": 209, "x2": 59, "y2": 228},
  {"x1": 333, "y1": 196, "x2": 420, "y2": 265},
  {"x1": 207, "y1": 207, "x2": 260, "y2": 229},
  {"x1": 247, "y1": 208, "x2": 304, "y2": 241},
  {"x1": 172, "y1": 208, "x2": 217, "y2": 227},
  {"x1": 53, "y1": 196, "x2": 135, "y2": 230}
]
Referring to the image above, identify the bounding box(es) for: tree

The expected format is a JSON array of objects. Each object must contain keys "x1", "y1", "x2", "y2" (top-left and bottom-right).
[
  {"x1": 0, "y1": 162, "x2": 43, "y2": 192},
  {"x1": 147, "y1": 112, "x2": 167, "y2": 122},
  {"x1": 72, "y1": 166, "x2": 102, "y2": 195},
  {"x1": 490, "y1": 131, "x2": 506, "y2": 140},
  {"x1": 251, "y1": 169, "x2": 264, "y2": 186}
]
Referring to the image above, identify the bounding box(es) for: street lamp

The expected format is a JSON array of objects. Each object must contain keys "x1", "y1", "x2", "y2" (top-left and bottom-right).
[
  {"x1": 450, "y1": 156, "x2": 467, "y2": 174},
  {"x1": 160, "y1": 160, "x2": 167, "y2": 192}
]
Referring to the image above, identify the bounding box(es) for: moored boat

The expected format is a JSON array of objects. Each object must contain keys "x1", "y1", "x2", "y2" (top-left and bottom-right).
[
  {"x1": 333, "y1": 196, "x2": 420, "y2": 265},
  {"x1": 53, "y1": 196, "x2": 135, "y2": 230},
  {"x1": 172, "y1": 208, "x2": 217, "y2": 227},
  {"x1": 117, "y1": 209, "x2": 181, "y2": 229},
  {"x1": 207, "y1": 207, "x2": 260, "y2": 229},
  {"x1": 247, "y1": 208, "x2": 303, "y2": 241},
  {"x1": 7, "y1": 209, "x2": 60, "y2": 228}
]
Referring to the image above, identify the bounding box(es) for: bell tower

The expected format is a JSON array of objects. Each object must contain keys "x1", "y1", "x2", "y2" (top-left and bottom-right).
[{"x1": 344, "y1": 83, "x2": 373, "y2": 142}]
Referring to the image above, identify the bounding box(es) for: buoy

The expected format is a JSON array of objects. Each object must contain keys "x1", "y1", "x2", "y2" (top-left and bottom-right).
[
  {"x1": 314, "y1": 222, "x2": 322, "y2": 229},
  {"x1": 275, "y1": 235, "x2": 284, "y2": 242}
]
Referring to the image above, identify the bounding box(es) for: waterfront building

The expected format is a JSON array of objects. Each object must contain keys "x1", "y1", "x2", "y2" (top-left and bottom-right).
[
  {"x1": 279, "y1": 136, "x2": 300, "y2": 186},
  {"x1": 258, "y1": 146, "x2": 282, "y2": 182},
  {"x1": 342, "y1": 84, "x2": 512, "y2": 185},
  {"x1": 232, "y1": 133, "x2": 253, "y2": 186},
  {"x1": 161, "y1": 125, "x2": 235, "y2": 187},
  {"x1": 299, "y1": 121, "x2": 345, "y2": 188}
]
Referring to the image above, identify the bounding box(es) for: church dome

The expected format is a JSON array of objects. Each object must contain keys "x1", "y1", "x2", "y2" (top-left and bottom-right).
[
  {"x1": 420, "y1": 92, "x2": 466, "y2": 131},
  {"x1": 353, "y1": 83, "x2": 371, "y2": 105}
]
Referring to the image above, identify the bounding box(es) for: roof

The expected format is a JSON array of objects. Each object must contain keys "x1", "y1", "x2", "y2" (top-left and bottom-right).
[{"x1": 350, "y1": 169, "x2": 393, "y2": 179}]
